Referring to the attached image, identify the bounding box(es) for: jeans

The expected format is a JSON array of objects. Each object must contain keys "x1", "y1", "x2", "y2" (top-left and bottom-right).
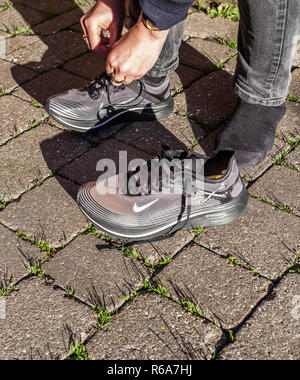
[{"x1": 130, "y1": 0, "x2": 300, "y2": 106}]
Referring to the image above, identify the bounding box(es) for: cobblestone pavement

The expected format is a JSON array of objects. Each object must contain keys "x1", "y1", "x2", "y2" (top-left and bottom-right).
[{"x1": 0, "y1": 1, "x2": 299, "y2": 360}]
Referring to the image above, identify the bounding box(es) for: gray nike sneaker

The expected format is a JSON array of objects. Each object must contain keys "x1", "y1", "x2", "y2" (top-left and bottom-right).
[
  {"x1": 45, "y1": 72, "x2": 174, "y2": 133},
  {"x1": 77, "y1": 147, "x2": 249, "y2": 242}
]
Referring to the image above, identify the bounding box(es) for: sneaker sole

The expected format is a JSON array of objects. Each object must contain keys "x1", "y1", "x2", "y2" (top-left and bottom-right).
[
  {"x1": 45, "y1": 98, "x2": 174, "y2": 133},
  {"x1": 78, "y1": 188, "x2": 249, "y2": 242}
]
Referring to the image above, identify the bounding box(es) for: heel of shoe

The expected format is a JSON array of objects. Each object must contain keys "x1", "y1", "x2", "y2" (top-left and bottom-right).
[
  {"x1": 125, "y1": 97, "x2": 174, "y2": 122},
  {"x1": 189, "y1": 189, "x2": 249, "y2": 229}
]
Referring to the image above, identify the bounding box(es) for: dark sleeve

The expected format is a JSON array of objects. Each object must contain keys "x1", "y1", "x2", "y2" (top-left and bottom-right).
[{"x1": 139, "y1": 0, "x2": 194, "y2": 30}]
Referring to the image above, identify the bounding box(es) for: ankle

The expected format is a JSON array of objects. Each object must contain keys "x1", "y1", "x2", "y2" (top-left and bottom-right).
[
  {"x1": 141, "y1": 75, "x2": 171, "y2": 101},
  {"x1": 215, "y1": 97, "x2": 287, "y2": 168}
]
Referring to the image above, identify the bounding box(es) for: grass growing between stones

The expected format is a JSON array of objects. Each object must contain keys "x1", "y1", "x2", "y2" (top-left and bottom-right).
[
  {"x1": 271, "y1": 134, "x2": 300, "y2": 172},
  {"x1": 195, "y1": 1, "x2": 240, "y2": 21},
  {"x1": 5, "y1": 25, "x2": 32, "y2": 36},
  {"x1": 0, "y1": 269, "x2": 14, "y2": 296},
  {"x1": 0, "y1": 2, "x2": 12, "y2": 11},
  {"x1": 286, "y1": 94, "x2": 300, "y2": 104},
  {"x1": 65, "y1": 341, "x2": 91, "y2": 360}
]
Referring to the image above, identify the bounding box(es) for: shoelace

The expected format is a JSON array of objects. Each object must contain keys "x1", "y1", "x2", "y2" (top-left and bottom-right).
[
  {"x1": 86, "y1": 72, "x2": 145, "y2": 111},
  {"x1": 126, "y1": 144, "x2": 190, "y2": 195},
  {"x1": 86, "y1": 72, "x2": 126, "y2": 100}
]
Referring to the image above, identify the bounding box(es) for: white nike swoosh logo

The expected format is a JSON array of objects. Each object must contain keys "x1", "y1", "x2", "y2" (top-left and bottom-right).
[{"x1": 133, "y1": 199, "x2": 159, "y2": 213}]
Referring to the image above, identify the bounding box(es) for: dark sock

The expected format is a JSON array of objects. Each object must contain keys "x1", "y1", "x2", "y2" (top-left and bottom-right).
[
  {"x1": 141, "y1": 75, "x2": 171, "y2": 101},
  {"x1": 215, "y1": 98, "x2": 286, "y2": 168}
]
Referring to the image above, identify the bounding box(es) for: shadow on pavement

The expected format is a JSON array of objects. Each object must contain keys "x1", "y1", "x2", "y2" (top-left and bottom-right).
[{"x1": 9, "y1": 1, "x2": 237, "y2": 201}]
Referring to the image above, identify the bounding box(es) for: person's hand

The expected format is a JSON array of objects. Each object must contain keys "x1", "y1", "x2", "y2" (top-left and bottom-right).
[
  {"x1": 81, "y1": 0, "x2": 125, "y2": 58},
  {"x1": 106, "y1": 14, "x2": 169, "y2": 85}
]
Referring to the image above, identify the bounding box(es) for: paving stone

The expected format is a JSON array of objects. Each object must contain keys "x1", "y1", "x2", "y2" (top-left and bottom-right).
[
  {"x1": 63, "y1": 52, "x2": 106, "y2": 80},
  {"x1": 222, "y1": 53, "x2": 237, "y2": 74},
  {"x1": 0, "y1": 4, "x2": 45, "y2": 32},
  {"x1": 156, "y1": 244, "x2": 270, "y2": 329},
  {"x1": 293, "y1": 40, "x2": 300, "y2": 67},
  {"x1": 33, "y1": 7, "x2": 90, "y2": 36},
  {"x1": 174, "y1": 70, "x2": 237, "y2": 126},
  {"x1": 220, "y1": 274, "x2": 300, "y2": 360},
  {"x1": 277, "y1": 102, "x2": 300, "y2": 139},
  {"x1": 4, "y1": 34, "x2": 40, "y2": 56},
  {"x1": 0, "y1": 176, "x2": 87, "y2": 247},
  {"x1": 69, "y1": 22, "x2": 85, "y2": 33},
  {"x1": 0, "y1": 123, "x2": 90, "y2": 202},
  {"x1": 0, "y1": 277, "x2": 96, "y2": 360},
  {"x1": 183, "y1": 11, "x2": 238, "y2": 42},
  {"x1": 11, "y1": 68, "x2": 88, "y2": 106},
  {"x1": 179, "y1": 38, "x2": 236, "y2": 72},
  {"x1": 289, "y1": 68, "x2": 300, "y2": 99},
  {"x1": 79, "y1": 121, "x2": 128, "y2": 145},
  {"x1": 86, "y1": 292, "x2": 223, "y2": 360},
  {"x1": 0, "y1": 58, "x2": 37, "y2": 92},
  {"x1": 0, "y1": 94, "x2": 46, "y2": 145},
  {"x1": 170, "y1": 63, "x2": 203, "y2": 94},
  {"x1": 7, "y1": 30, "x2": 89, "y2": 72},
  {"x1": 284, "y1": 145, "x2": 300, "y2": 171},
  {"x1": 115, "y1": 113, "x2": 206, "y2": 155},
  {"x1": 20, "y1": 0, "x2": 78, "y2": 14},
  {"x1": 0, "y1": 224, "x2": 45, "y2": 284},
  {"x1": 134, "y1": 229, "x2": 194, "y2": 265},
  {"x1": 195, "y1": 197, "x2": 300, "y2": 280},
  {"x1": 42, "y1": 234, "x2": 151, "y2": 310},
  {"x1": 249, "y1": 165, "x2": 300, "y2": 216},
  {"x1": 239, "y1": 138, "x2": 290, "y2": 185},
  {"x1": 60, "y1": 138, "x2": 151, "y2": 186}
]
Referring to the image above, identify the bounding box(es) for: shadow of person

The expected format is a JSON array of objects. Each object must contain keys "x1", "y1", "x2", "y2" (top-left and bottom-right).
[
  {"x1": 8, "y1": 1, "x2": 237, "y2": 201},
  {"x1": 8, "y1": 0, "x2": 100, "y2": 105}
]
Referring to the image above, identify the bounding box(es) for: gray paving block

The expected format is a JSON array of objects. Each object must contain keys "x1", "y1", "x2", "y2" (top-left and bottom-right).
[
  {"x1": 5, "y1": 34, "x2": 40, "y2": 57},
  {"x1": 0, "y1": 277, "x2": 96, "y2": 360},
  {"x1": 183, "y1": 11, "x2": 238, "y2": 42},
  {"x1": 170, "y1": 64, "x2": 203, "y2": 94},
  {"x1": 7, "y1": 30, "x2": 89, "y2": 72},
  {"x1": 196, "y1": 197, "x2": 300, "y2": 280},
  {"x1": 278, "y1": 102, "x2": 300, "y2": 139},
  {"x1": 156, "y1": 244, "x2": 270, "y2": 329},
  {"x1": 284, "y1": 146, "x2": 300, "y2": 171},
  {"x1": 174, "y1": 70, "x2": 237, "y2": 126},
  {"x1": 220, "y1": 273, "x2": 300, "y2": 360},
  {"x1": 0, "y1": 176, "x2": 88, "y2": 247},
  {"x1": 86, "y1": 292, "x2": 223, "y2": 360},
  {"x1": 0, "y1": 224, "x2": 45, "y2": 285},
  {"x1": 20, "y1": 0, "x2": 78, "y2": 14},
  {"x1": 0, "y1": 94, "x2": 46, "y2": 145},
  {"x1": 42, "y1": 234, "x2": 151, "y2": 310},
  {"x1": 0, "y1": 59, "x2": 37, "y2": 92},
  {"x1": 289, "y1": 69, "x2": 300, "y2": 98},
  {"x1": 0, "y1": 123, "x2": 90, "y2": 202},
  {"x1": 60, "y1": 138, "x2": 151, "y2": 186},
  {"x1": 11, "y1": 68, "x2": 88, "y2": 106},
  {"x1": 293, "y1": 41, "x2": 300, "y2": 67},
  {"x1": 115, "y1": 113, "x2": 206, "y2": 155},
  {"x1": 249, "y1": 165, "x2": 300, "y2": 216},
  {"x1": 33, "y1": 7, "x2": 90, "y2": 36},
  {"x1": 239, "y1": 138, "x2": 290, "y2": 185},
  {"x1": 179, "y1": 38, "x2": 236, "y2": 72},
  {"x1": 134, "y1": 229, "x2": 194, "y2": 265},
  {"x1": 63, "y1": 52, "x2": 106, "y2": 81},
  {"x1": 0, "y1": 4, "x2": 45, "y2": 32}
]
